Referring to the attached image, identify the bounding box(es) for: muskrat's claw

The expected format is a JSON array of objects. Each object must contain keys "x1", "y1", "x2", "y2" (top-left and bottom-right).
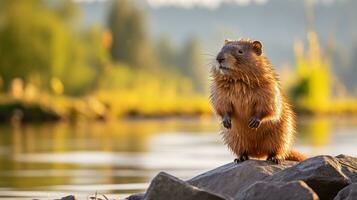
[
  {"x1": 267, "y1": 156, "x2": 282, "y2": 164},
  {"x1": 222, "y1": 115, "x2": 231, "y2": 129},
  {"x1": 248, "y1": 116, "x2": 261, "y2": 129},
  {"x1": 234, "y1": 154, "x2": 249, "y2": 163}
]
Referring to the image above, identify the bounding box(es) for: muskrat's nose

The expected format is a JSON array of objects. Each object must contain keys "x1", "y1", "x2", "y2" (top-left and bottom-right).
[{"x1": 216, "y1": 53, "x2": 225, "y2": 63}]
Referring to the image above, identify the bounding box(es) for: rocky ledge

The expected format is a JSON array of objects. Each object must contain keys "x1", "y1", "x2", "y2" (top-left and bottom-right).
[{"x1": 126, "y1": 155, "x2": 357, "y2": 200}]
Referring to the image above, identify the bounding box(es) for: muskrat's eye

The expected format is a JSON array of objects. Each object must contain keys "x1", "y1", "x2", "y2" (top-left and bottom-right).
[{"x1": 238, "y1": 50, "x2": 244, "y2": 54}]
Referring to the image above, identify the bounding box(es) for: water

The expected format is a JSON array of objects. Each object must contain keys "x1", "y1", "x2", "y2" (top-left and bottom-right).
[{"x1": 0, "y1": 116, "x2": 357, "y2": 199}]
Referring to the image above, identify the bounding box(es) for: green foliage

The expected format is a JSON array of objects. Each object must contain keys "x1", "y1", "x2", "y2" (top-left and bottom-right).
[
  {"x1": 58, "y1": 27, "x2": 108, "y2": 95},
  {"x1": 0, "y1": 0, "x2": 211, "y2": 120},
  {"x1": 289, "y1": 32, "x2": 331, "y2": 113},
  {"x1": 288, "y1": 32, "x2": 357, "y2": 114},
  {"x1": 108, "y1": 0, "x2": 207, "y2": 92},
  {"x1": 96, "y1": 64, "x2": 210, "y2": 117},
  {"x1": 0, "y1": 0, "x2": 63, "y2": 88},
  {"x1": 0, "y1": 0, "x2": 108, "y2": 96}
]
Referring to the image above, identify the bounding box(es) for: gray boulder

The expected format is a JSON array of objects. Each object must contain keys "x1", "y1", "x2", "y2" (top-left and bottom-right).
[
  {"x1": 125, "y1": 155, "x2": 357, "y2": 200},
  {"x1": 236, "y1": 181, "x2": 319, "y2": 200},
  {"x1": 143, "y1": 172, "x2": 227, "y2": 200},
  {"x1": 265, "y1": 155, "x2": 351, "y2": 200},
  {"x1": 336, "y1": 154, "x2": 357, "y2": 183},
  {"x1": 334, "y1": 182, "x2": 357, "y2": 200},
  {"x1": 187, "y1": 160, "x2": 297, "y2": 198},
  {"x1": 126, "y1": 193, "x2": 145, "y2": 200},
  {"x1": 61, "y1": 195, "x2": 75, "y2": 200}
]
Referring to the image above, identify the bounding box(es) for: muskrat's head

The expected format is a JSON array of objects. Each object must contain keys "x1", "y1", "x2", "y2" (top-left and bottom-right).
[{"x1": 212, "y1": 39, "x2": 270, "y2": 83}]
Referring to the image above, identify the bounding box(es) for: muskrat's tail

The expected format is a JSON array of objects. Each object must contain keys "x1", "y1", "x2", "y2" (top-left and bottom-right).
[{"x1": 286, "y1": 150, "x2": 305, "y2": 162}]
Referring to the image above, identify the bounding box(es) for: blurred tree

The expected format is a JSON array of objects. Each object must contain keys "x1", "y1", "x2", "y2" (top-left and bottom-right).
[
  {"x1": 53, "y1": 0, "x2": 79, "y2": 21},
  {"x1": 344, "y1": 46, "x2": 357, "y2": 94},
  {"x1": 0, "y1": 0, "x2": 67, "y2": 89},
  {"x1": 0, "y1": 0, "x2": 107, "y2": 96},
  {"x1": 179, "y1": 38, "x2": 207, "y2": 93},
  {"x1": 154, "y1": 36, "x2": 179, "y2": 72},
  {"x1": 79, "y1": 27, "x2": 110, "y2": 92},
  {"x1": 108, "y1": 0, "x2": 160, "y2": 70},
  {"x1": 109, "y1": 0, "x2": 146, "y2": 67}
]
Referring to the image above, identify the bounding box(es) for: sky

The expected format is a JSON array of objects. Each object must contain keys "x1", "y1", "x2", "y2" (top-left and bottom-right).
[
  {"x1": 146, "y1": 0, "x2": 268, "y2": 9},
  {"x1": 73, "y1": 0, "x2": 336, "y2": 9}
]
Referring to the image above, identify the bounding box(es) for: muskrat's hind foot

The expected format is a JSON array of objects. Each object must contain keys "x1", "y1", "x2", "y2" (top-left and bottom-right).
[
  {"x1": 267, "y1": 155, "x2": 282, "y2": 164},
  {"x1": 234, "y1": 154, "x2": 249, "y2": 163}
]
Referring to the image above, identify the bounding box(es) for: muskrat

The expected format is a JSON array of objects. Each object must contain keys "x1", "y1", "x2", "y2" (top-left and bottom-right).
[{"x1": 210, "y1": 39, "x2": 304, "y2": 163}]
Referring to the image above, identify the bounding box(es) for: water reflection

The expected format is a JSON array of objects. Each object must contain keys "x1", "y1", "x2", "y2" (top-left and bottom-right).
[
  {"x1": 297, "y1": 116, "x2": 357, "y2": 155},
  {"x1": 0, "y1": 116, "x2": 356, "y2": 199}
]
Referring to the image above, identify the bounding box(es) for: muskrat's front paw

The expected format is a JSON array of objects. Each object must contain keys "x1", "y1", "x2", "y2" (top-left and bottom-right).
[
  {"x1": 248, "y1": 116, "x2": 261, "y2": 128},
  {"x1": 222, "y1": 118, "x2": 231, "y2": 129}
]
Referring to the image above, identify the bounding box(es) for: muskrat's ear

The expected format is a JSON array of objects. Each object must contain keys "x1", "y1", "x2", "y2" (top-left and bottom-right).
[
  {"x1": 252, "y1": 41, "x2": 263, "y2": 56},
  {"x1": 224, "y1": 39, "x2": 231, "y2": 45}
]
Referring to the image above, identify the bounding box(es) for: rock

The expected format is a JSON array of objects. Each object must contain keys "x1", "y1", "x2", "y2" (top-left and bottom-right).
[
  {"x1": 143, "y1": 172, "x2": 226, "y2": 200},
  {"x1": 236, "y1": 181, "x2": 319, "y2": 200},
  {"x1": 187, "y1": 159, "x2": 297, "y2": 198},
  {"x1": 336, "y1": 154, "x2": 357, "y2": 183},
  {"x1": 334, "y1": 182, "x2": 357, "y2": 200},
  {"x1": 61, "y1": 195, "x2": 75, "y2": 200},
  {"x1": 265, "y1": 155, "x2": 351, "y2": 200},
  {"x1": 127, "y1": 155, "x2": 357, "y2": 200},
  {"x1": 126, "y1": 193, "x2": 145, "y2": 200}
]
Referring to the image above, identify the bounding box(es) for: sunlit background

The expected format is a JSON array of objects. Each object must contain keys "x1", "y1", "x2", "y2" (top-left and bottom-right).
[{"x1": 0, "y1": 0, "x2": 357, "y2": 199}]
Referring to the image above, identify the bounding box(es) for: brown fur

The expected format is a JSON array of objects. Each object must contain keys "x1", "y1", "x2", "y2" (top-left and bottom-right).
[
  {"x1": 210, "y1": 39, "x2": 305, "y2": 162},
  {"x1": 286, "y1": 150, "x2": 306, "y2": 161}
]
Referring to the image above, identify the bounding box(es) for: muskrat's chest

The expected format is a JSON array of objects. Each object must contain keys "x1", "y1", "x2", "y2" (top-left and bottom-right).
[{"x1": 229, "y1": 86, "x2": 256, "y2": 118}]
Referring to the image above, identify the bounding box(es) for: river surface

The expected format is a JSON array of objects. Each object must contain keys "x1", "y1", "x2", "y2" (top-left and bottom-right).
[{"x1": 0, "y1": 116, "x2": 357, "y2": 199}]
